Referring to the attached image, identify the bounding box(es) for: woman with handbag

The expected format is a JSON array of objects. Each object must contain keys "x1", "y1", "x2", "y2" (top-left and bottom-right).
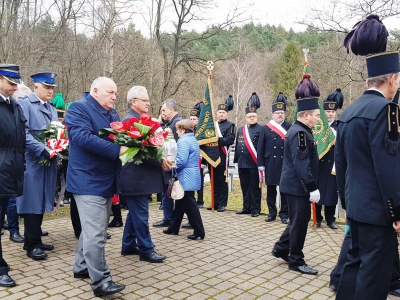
[{"x1": 163, "y1": 119, "x2": 205, "y2": 240}]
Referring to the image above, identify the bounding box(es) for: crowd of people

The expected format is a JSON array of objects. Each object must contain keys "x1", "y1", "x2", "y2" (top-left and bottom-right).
[{"x1": 1, "y1": 14, "x2": 400, "y2": 300}]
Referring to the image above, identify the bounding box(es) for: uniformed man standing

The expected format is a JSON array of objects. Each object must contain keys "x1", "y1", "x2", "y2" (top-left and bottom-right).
[
  {"x1": 207, "y1": 97, "x2": 235, "y2": 212},
  {"x1": 17, "y1": 72, "x2": 59, "y2": 260},
  {"x1": 235, "y1": 93, "x2": 263, "y2": 217},
  {"x1": 0, "y1": 64, "x2": 26, "y2": 287},
  {"x1": 316, "y1": 89, "x2": 343, "y2": 230},
  {"x1": 258, "y1": 92, "x2": 291, "y2": 224},
  {"x1": 271, "y1": 96, "x2": 320, "y2": 275},
  {"x1": 335, "y1": 15, "x2": 400, "y2": 300}
]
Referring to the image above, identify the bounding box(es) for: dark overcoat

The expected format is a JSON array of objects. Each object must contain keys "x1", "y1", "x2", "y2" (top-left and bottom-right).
[
  {"x1": 257, "y1": 121, "x2": 291, "y2": 185},
  {"x1": 336, "y1": 90, "x2": 400, "y2": 226},
  {"x1": 279, "y1": 121, "x2": 319, "y2": 196},
  {"x1": 0, "y1": 96, "x2": 26, "y2": 198}
]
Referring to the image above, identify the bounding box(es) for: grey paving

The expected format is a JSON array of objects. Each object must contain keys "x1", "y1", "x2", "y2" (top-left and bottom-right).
[{"x1": 1, "y1": 205, "x2": 398, "y2": 299}]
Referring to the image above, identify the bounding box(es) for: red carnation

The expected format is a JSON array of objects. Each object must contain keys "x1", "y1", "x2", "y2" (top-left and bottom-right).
[
  {"x1": 162, "y1": 130, "x2": 169, "y2": 138},
  {"x1": 108, "y1": 134, "x2": 116, "y2": 140},
  {"x1": 149, "y1": 122, "x2": 161, "y2": 134},
  {"x1": 141, "y1": 140, "x2": 149, "y2": 146},
  {"x1": 140, "y1": 113, "x2": 153, "y2": 126}
]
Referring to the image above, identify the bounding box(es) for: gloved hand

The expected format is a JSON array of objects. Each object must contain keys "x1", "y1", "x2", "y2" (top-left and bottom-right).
[
  {"x1": 309, "y1": 189, "x2": 320, "y2": 203},
  {"x1": 258, "y1": 166, "x2": 265, "y2": 171},
  {"x1": 234, "y1": 163, "x2": 238, "y2": 170}
]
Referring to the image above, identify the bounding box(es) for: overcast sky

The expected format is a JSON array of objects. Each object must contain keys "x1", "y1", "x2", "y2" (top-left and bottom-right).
[{"x1": 131, "y1": 0, "x2": 399, "y2": 36}]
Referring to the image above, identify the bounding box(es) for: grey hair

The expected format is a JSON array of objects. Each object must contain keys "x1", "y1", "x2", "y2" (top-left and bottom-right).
[
  {"x1": 297, "y1": 110, "x2": 316, "y2": 118},
  {"x1": 162, "y1": 98, "x2": 178, "y2": 111},
  {"x1": 14, "y1": 82, "x2": 32, "y2": 99},
  {"x1": 126, "y1": 86, "x2": 148, "y2": 104},
  {"x1": 366, "y1": 72, "x2": 399, "y2": 88},
  {"x1": 90, "y1": 77, "x2": 110, "y2": 93}
]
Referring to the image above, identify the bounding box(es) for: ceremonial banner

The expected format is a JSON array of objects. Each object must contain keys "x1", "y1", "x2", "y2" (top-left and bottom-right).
[
  {"x1": 195, "y1": 76, "x2": 220, "y2": 167},
  {"x1": 313, "y1": 104, "x2": 336, "y2": 159}
]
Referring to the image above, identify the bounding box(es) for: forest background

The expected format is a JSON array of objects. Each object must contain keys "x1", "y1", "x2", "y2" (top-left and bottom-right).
[{"x1": 1, "y1": 0, "x2": 400, "y2": 127}]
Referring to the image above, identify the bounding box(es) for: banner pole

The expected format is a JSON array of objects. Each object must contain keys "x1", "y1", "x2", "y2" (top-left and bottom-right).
[
  {"x1": 312, "y1": 202, "x2": 317, "y2": 229},
  {"x1": 210, "y1": 166, "x2": 215, "y2": 211}
]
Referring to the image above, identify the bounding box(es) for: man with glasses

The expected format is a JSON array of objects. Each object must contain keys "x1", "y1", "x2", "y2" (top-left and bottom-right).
[
  {"x1": 234, "y1": 105, "x2": 263, "y2": 217},
  {"x1": 257, "y1": 93, "x2": 291, "y2": 224},
  {"x1": 120, "y1": 86, "x2": 169, "y2": 263}
]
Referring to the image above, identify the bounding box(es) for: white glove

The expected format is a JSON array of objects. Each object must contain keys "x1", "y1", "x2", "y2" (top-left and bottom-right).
[
  {"x1": 309, "y1": 189, "x2": 320, "y2": 203},
  {"x1": 258, "y1": 166, "x2": 265, "y2": 171},
  {"x1": 234, "y1": 163, "x2": 238, "y2": 170}
]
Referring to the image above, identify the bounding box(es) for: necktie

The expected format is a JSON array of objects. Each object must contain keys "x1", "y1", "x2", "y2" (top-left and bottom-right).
[{"x1": 44, "y1": 102, "x2": 49, "y2": 110}]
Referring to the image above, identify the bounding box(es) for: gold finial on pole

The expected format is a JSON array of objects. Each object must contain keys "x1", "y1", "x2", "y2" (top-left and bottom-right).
[{"x1": 207, "y1": 60, "x2": 214, "y2": 79}]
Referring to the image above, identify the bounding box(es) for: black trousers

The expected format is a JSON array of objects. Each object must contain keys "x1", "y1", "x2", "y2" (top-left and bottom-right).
[
  {"x1": 316, "y1": 204, "x2": 336, "y2": 224},
  {"x1": 0, "y1": 198, "x2": 9, "y2": 275},
  {"x1": 23, "y1": 213, "x2": 44, "y2": 251},
  {"x1": 336, "y1": 218, "x2": 396, "y2": 300},
  {"x1": 210, "y1": 164, "x2": 228, "y2": 208},
  {"x1": 330, "y1": 222, "x2": 400, "y2": 291},
  {"x1": 239, "y1": 168, "x2": 261, "y2": 214},
  {"x1": 70, "y1": 195, "x2": 81, "y2": 238},
  {"x1": 169, "y1": 191, "x2": 205, "y2": 237},
  {"x1": 196, "y1": 168, "x2": 204, "y2": 205},
  {"x1": 266, "y1": 185, "x2": 288, "y2": 219},
  {"x1": 274, "y1": 193, "x2": 310, "y2": 267}
]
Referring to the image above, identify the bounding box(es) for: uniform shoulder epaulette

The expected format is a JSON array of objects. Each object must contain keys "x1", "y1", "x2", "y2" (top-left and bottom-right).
[
  {"x1": 298, "y1": 131, "x2": 307, "y2": 150},
  {"x1": 385, "y1": 103, "x2": 400, "y2": 155}
]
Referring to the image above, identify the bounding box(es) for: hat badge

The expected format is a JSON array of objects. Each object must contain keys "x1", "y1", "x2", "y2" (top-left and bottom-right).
[
  {"x1": 328, "y1": 103, "x2": 335, "y2": 109},
  {"x1": 277, "y1": 103, "x2": 283, "y2": 109}
]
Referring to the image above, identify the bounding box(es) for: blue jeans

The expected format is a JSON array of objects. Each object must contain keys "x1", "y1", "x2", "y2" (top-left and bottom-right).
[
  {"x1": 122, "y1": 194, "x2": 154, "y2": 255},
  {"x1": 7, "y1": 197, "x2": 19, "y2": 234},
  {"x1": 162, "y1": 190, "x2": 173, "y2": 223}
]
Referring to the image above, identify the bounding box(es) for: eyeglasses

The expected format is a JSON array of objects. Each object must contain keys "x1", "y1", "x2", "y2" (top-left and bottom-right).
[{"x1": 134, "y1": 98, "x2": 150, "y2": 103}]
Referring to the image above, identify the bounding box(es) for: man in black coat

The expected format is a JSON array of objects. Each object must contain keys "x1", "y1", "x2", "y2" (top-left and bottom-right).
[
  {"x1": 258, "y1": 94, "x2": 291, "y2": 224},
  {"x1": 335, "y1": 51, "x2": 400, "y2": 300},
  {"x1": 234, "y1": 107, "x2": 263, "y2": 217},
  {"x1": 153, "y1": 99, "x2": 182, "y2": 227},
  {"x1": 120, "y1": 86, "x2": 170, "y2": 263},
  {"x1": 271, "y1": 97, "x2": 321, "y2": 275},
  {"x1": 316, "y1": 91, "x2": 342, "y2": 230},
  {"x1": 207, "y1": 103, "x2": 235, "y2": 212},
  {"x1": 0, "y1": 64, "x2": 26, "y2": 287}
]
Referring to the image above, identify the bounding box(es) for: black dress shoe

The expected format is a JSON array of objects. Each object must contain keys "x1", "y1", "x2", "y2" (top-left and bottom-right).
[
  {"x1": 281, "y1": 218, "x2": 289, "y2": 224},
  {"x1": 3, "y1": 220, "x2": 8, "y2": 230},
  {"x1": 316, "y1": 221, "x2": 321, "y2": 228},
  {"x1": 107, "y1": 233, "x2": 111, "y2": 239},
  {"x1": 329, "y1": 283, "x2": 338, "y2": 292},
  {"x1": 27, "y1": 248, "x2": 48, "y2": 260},
  {"x1": 236, "y1": 210, "x2": 250, "y2": 215},
  {"x1": 159, "y1": 203, "x2": 163, "y2": 210},
  {"x1": 197, "y1": 204, "x2": 204, "y2": 209},
  {"x1": 41, "y1": 231, "x2": 49, "y2": 236},
  {"x1": 265, "y1": 216, "x2": 276, "y2": 222},
  {"x1": 271, "y1": 249, "x2": 289, "y2": 262},
  {"x1": 0, "y1": 274, "x2": 16, "y2": 287},
  {"x1": 153, "y1": 220, "x2": 171, "y2": 227},
  {"x1": 389, "y1": 288, "x2": 400, "y2": 297},
  {"x1": 108, "y1": 219, "x2": 123, "y2": 227},
  {"x1": 93, "y1": 280, "x2": 125, "y2": 297},
  {"x1": 139, "y1": 251, "x2": 166, "y2": 263},
  {"x1": 63, "y1": 198, "x2": 71, "y2": 205},
  {"x1": 41, "y1": 243, "x2": 54, "y2": 251},
  {"x1": 163, "y1": 229, "x2": 178, "y2": 235},
  {"x1": 187, "y1": 233, "x2": 204, "y2": 240},
  {"x1": 251, "y1": 212, "x2": 260, "y2": 217},
  {"x1": 121, "y1": 247, "x2": 140, "y2": 256},
  {"x1": 74, "y1": 269, "x2": 90, "y2": 279},
  {"x1": 328, "y1": 222, "x2": 338, "y2": 230},
  {"x1": 206, "y1": 206, "x2": 215, "y2": 210},
  {"x1": 289, "y1": 264, "x2": 318, "y2": 275},
  {"x1": 10, "y1": 233, "x2": 24, "y2": 243},
  {"x1": 181, "y1": 222, "x2": 193, "y2": 229},
  {"x1": 1, "y1": 231, "x2": 3, "y2": 235},
  {"x1": 217, "y1": 206, "x2": 226, "y2": 212}
]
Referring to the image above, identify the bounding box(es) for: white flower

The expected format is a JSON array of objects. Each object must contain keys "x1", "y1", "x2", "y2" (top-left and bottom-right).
[{"x1": 50, "y1": 121, "x2": 64, "y2": 129}]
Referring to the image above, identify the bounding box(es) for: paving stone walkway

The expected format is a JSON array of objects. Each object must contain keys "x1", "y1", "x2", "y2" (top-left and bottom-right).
[{"x1": 1, "y1": 205, "x2": 399, "y2": 299}]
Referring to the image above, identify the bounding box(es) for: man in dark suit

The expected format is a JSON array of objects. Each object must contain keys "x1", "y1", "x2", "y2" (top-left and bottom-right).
[
  {"x1": 271, "y1": 97, "x2": 321, "y2": 275},
  {"x1": 65, "y1": 77, "x2": 126, "y2": 297},
  {"x1": 207, "y1": 102, "x2": 235, "y2": 212},
  {"x1": 335, "y1": 51, "x2": 400, "y2": 300},
  {"x1": 258, "y1": 93, "x2": 291, "y2": 224},
  {"x1": 0, "y1": 64, "x2": 26, "y2": 287},
  {"x1": 316, "y1": 89, "x2": 343, "y2": 230},
  {"x1": 234, "y1": 106, "x2": 263, "y2": 217},
  {"x1": 120, "y1": 85, "x2": 170, "y2": 263}
]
